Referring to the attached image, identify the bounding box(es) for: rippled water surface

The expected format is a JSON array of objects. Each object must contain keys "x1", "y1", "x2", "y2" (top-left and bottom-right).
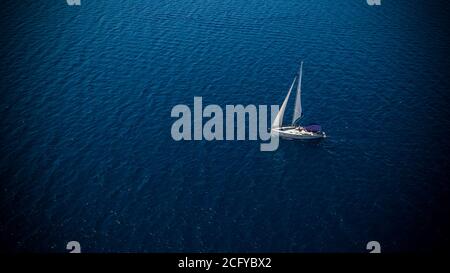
[{"x1": 1, "y1": 0, "x2": 449, "y2": 252}]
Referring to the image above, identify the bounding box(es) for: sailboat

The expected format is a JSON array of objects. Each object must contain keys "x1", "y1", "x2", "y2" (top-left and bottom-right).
[{"x1": 270, "y1": 62, "x2": 326, "y2": 140}]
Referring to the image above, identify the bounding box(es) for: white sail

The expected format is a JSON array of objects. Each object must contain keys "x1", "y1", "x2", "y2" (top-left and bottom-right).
[
  {"x1": 292, "y1": 62, "x2": 303, "y2": 125},
  {"x1": 272, "y1": 76, "x2": 297, "y2": 129}
]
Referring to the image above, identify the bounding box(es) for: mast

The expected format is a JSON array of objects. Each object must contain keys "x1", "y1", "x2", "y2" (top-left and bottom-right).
[
  {"x1": 292, "y1": 62, "x2": 303, "y2": 126},
  {"x1": 272, "y1": 76, "x2": 297, "y2": 129}
]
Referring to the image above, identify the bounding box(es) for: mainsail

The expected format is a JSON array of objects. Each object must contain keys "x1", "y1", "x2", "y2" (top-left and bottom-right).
[
  {"x1": 271, "y1": 76, "x2": 297, "y2": 129},
  {"x1": 292, "y1": 62, "x2": 303, "y2": 125}
]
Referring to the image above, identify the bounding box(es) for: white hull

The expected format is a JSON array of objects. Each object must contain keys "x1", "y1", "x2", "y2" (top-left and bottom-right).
[{"x1": 271, "y1": 127, "x2": 326, "y2": 140}]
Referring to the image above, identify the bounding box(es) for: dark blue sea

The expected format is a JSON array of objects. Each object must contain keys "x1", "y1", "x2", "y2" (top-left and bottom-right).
[{"x1": 1, "y1": 0, "x2": 449, "y2": 252}]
